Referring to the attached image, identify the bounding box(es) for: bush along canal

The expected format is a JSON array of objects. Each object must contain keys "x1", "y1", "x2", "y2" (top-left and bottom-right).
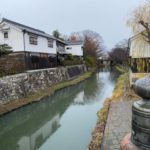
[{"x1": 0, "y1": 70, "x2": 120, "y2": 150}]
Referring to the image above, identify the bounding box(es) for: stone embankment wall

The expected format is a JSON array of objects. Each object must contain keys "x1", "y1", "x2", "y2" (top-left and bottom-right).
[{"x1": 0, "y1": 65, "x2": 87, "y2": 104}]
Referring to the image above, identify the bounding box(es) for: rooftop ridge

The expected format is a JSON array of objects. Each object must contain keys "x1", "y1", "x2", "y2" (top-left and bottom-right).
[{"x1": 2, "y1": 18, "x2": 45, "y2": 34}]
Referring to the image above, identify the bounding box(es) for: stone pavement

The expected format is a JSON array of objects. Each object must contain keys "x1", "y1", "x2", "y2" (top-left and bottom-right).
[{"x1": 101, "y1": 100, "x2": 134, "y2": 150}]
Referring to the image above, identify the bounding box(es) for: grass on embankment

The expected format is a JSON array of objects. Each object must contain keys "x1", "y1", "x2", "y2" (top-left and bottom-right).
[
  {"x1": 88, "y1": 73, "x2": 127, "y2": 150},
  {"x1": 115, "y1": 65, "x2": 129, "y2": 73},
  {"x1": 0, "y1": 71, "x2": 94, "y2": 116}
]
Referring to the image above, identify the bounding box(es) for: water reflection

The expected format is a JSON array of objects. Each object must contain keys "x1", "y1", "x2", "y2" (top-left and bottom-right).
[{"x1": 0, "y1": 70, "x2": 119, "y2": 150}]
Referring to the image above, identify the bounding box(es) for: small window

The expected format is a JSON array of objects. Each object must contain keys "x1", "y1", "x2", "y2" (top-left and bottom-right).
[
  {"x1": 48, "y1": 38, "x2": 54, "y2": 48},
  {"x1": 4, "y1": 32, "x2": 8, "y2": 39},
  {"x1": 29, "y1": 35, "x2": 38, "y2": 45},
  {"x1": 66, "y1": 47, "x2": 72, "y2": 50}
]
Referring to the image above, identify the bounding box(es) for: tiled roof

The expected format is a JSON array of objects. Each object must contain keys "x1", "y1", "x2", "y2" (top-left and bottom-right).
[
  {"x1": 65, "y1": 40, "x2": 84, "y2": 45},
  {"x1": 2, "y1": 18, "x2": 55, "y2": 39},
  {"x1": 1, "y1": 18, "x2": 84, "y2": 46}
]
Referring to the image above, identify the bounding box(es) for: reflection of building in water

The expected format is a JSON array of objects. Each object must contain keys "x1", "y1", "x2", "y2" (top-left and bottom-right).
[
  {"x1": 0, "y1": 81, "x2": 86, "y2": 150},
  {"x1": 73, "y1": 91, "x2": 85, "y2": 104},
  {"x1": 0, "y1": 71, "x2": 119, "y2": 150},
  {"x1": 83, "y1": 74, "x2": 100, "y2": 101},
  {"x1": 17, "y1": 114, "x2": 60, "y2": 150},
  {"x1": 0, "y1": 110, "x2": 61, "y2": 150}
]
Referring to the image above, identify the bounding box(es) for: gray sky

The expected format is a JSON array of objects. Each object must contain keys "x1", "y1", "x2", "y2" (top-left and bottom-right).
[{"x1": 0, "y1": 0, "x2": 145, "y2": 49}]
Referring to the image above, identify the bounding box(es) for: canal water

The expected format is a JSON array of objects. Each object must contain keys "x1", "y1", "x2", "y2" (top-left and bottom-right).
[{"x1": 0, "y1": 70, "x2": 119, "y2": 150}]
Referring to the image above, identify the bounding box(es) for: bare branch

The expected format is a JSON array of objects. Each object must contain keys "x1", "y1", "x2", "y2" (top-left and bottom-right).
[{"x1": 127, "y1": 2, "x2": 150, "y2": 43}]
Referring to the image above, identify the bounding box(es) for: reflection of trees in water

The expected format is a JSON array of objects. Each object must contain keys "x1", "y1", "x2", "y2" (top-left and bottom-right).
[
  {"x1": 98, "y1": 67, "x2": 111, "y2": 72},
  {"x1": 71, "y1": 74, "x2": 101, "y2": 105},
  {"x1": 108, "y1": 70, "x2": 120, "y2": 84},
  {"x1": 83, "y1": 70, "x2": 120, "y2": 104},
  {"x1": 83, "y1": 74, "x2": 100, "y2": 102},
  {"x1": 0, "y1": 82, "x2": 85, "y2": 150},
  {"x1": 0, "y1": 71, "x2": 119, "y2": 150},
  {"x1": 98, "y1": 67, "x2": 121, "y2": 82}
]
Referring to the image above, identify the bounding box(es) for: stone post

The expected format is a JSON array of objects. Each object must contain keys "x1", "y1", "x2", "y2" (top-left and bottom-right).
[{"x1": 121, "y1": 75, "x2": 150, "y2": 150}]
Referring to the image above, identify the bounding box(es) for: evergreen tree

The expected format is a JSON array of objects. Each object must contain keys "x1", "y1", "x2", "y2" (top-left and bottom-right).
[
  {"x1": 0, "y1": 44, "x2": 12, "y2": 57},
  {"x1": 52, "y1": 30, "x2": 60, "y2": 38}
]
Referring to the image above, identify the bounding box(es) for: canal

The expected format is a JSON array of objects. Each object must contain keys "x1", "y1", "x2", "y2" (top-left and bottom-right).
[{"x1": 0, "y1": 70, "x2": 119, "y2": 150}]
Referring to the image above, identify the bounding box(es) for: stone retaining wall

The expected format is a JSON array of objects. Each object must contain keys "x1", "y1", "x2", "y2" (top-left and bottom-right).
[{"x1": 0, "y1": 65, "x2": 87, "y2": 104}]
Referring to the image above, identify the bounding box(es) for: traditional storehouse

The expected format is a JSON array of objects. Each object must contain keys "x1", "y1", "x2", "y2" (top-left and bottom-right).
[
  {"x1": 0, "y1": 18, "x2": 84, "y2": 74},
  {"x1": 0, "y1": 18, "x2": 57, "y2": 70},
  {"x1": 129, "y1": 32, "x2": 150, "y2": 85},
  {"x1": 65, "y1": 41, "x2": 83, "y2": 58},
  {"x1": 56, "y1": 40, "x2": 84, "y2": 66}
]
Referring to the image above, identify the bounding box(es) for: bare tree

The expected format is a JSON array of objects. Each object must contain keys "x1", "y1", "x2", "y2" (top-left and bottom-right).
[
  {"x1": 69, "y1": 32, "x2": 84, "y2": 41},
  {"x1": 109, "y1": 40, "x2": 129, "y2": 65},
  {"x1": 82, "y1": 30, "x2": 105, "y2": 67},
  {"x1": 66, "y1": 30, "x2": 105, "y2": 67},
  {"x1": 127, "y1": 2, "x2": 150, "y2": 43}
]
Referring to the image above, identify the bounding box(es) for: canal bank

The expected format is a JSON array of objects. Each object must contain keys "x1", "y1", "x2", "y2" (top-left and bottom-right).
[
  {"x1": 0, "y1": 70, "x2": 119, "y2": 150},
  {"x1": 88, "y1": 72, "x2": 140, "y2": 150},
  {"x1": 0, "y1": 65, "x2": 93, "y2": 116}
]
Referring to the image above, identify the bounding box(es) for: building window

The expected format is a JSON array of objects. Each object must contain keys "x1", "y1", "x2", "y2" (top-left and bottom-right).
[
  {"x1": 66, "y1": 47, "x2": 72, "y2": 50},
  {"x1": 48, "y1": 38, "x2": 54, "y2": 48},
  {"x1": 4, "y1": 32, "x2": 8, "y2": 39},
  {"x1": 29, "y1": 35, "x2": 38, "y2": 45}
]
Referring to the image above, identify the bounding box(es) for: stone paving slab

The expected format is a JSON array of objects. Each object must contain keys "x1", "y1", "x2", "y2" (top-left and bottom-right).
[{"x1": 101, "y1": 100, "x2": 133, "y2": 150}]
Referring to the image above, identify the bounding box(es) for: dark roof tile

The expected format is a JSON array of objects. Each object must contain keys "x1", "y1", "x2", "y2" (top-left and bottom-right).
[{"x1": 2, "y1": 18, "x2": 55, "y2": 39}]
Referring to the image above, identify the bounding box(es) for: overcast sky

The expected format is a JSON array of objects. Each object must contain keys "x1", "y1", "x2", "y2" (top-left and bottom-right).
[{"x1": 0, "y1": 0, "x2": 145, "y2": 49}]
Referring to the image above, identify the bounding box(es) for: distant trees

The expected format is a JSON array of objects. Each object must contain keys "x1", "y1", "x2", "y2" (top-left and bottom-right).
[
  {"x1": 109, "y1": 40, "x2": 129, "y2": 65},
  {"x1": 52, "y1": 30, "x2": 65, "y2": 41},
  {"x1": 68, "y1": 30, "x2": 105, "y2": 68},
  {"x1": 127, "y1": 2, "x2": 150, "y2": 43},
  {"x1": 52, "y1": 30, "x2": 61, "y2": 39},
  {"x1": 0, "y1": 44, "x2": 12, "y2": 57},
  {"x1": 68, "y1": 32, "x2": 83, "y2": 42},
  {"x1": 83, "y1": 30, "x2": 104, "y2": 67},
  {"x1": 69, "y1": 34, "x2": 78, "y2": 41},
  {"x1": 52, "y1": 29, "x2": 105, "y2": 68}
]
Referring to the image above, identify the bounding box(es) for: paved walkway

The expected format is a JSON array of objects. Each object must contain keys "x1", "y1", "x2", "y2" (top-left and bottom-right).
[{"x1": 101, "y1": 100, "x2": 133, "y2": 150}]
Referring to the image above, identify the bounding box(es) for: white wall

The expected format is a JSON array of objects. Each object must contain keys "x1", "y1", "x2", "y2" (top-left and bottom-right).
[
  {"x1": 65, "y1": 45, "x2": 83, "y2": 56},
  {"x1": 25, "y1": 34, "x2": 57, "y2": 54},
  {"x1": 130, "y1": 34, "x2": 150, "y2": 58},
  {"x1": 0, "y1": 22, "x2": 57, "y2": 54},
  {"x1": 0, "y1": 23, "x2": 24, "y2": 51}
]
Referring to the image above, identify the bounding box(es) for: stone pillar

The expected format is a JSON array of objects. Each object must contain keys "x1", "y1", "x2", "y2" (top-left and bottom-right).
[{"x1": 121, "y1": 75, "x2": 150, "y2": 150}]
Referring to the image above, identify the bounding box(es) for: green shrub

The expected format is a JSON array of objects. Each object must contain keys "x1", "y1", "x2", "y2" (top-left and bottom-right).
[
  {"x1": 62, "y1": 55, "x2": 82, "y2": 66},
  {"x1": 85, "y1": 56, "x2": 95, "y2": 67}
]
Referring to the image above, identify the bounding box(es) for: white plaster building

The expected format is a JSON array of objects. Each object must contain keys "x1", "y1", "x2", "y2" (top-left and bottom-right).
[
  {"x1": 0, "y1": 18, "x2": 84, "y2": 58},
  {"x1": 0, "y1": 18, "x2": 56, "y2": 55},
  {"x1": 65, "y1": 41, "x2": 83, "y2": 57},
  {"x1": 0, "y1": 18, "x2": 84, "y2": 70}
]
